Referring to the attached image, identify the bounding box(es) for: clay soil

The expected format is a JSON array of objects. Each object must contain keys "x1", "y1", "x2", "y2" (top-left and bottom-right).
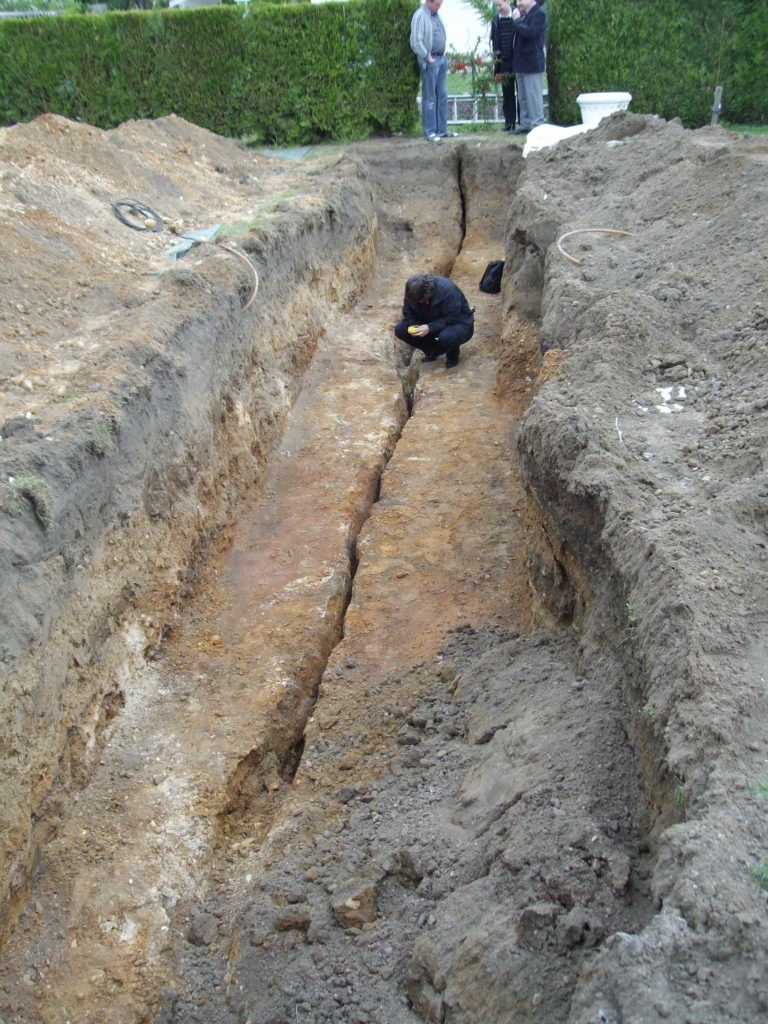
[{"x1": 0, "y1": 112, "x2": 767, "y2": 1024}]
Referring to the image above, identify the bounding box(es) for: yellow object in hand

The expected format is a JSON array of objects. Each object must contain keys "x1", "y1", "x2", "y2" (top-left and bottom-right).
[{"x1": 407, "y1": 325, "x2": 419, "y2": 335}]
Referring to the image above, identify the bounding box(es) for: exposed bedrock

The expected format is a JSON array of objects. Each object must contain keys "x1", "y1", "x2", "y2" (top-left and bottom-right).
[{"x1": 511, "y1": 113, "x2": 768, "y2": 1021}]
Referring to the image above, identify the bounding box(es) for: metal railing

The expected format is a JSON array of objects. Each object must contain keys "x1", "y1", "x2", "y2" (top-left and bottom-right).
[
  {"x1": 0, "y1": 9, "x2": 58, "y2": 17},
  {"x1": 448, "y1": 93, "x2": 504, "y2": 124},
  {"x1": 418, "y1": 90, "x2": 549, "y2": 126}
]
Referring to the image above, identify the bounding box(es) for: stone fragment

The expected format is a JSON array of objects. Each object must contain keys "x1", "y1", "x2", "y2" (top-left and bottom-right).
[
  {"x1": 516, "y1": 901, "x2": 561, "y2": 951},
  {"x1": 606, "y1": 849, "x2": 631, "y2": 895},
  {"x1": 556, "y1": 905, "x2": 605, "y2": 949},
  {"x1": 275, "y1": 905, "x2": 311, "y2": 932},
  {"x1": 332, "y1": 879, "x2": 378, "y2": 929},
  {"x1": 186, "y1": 911, "x2": 219, "y2": 946}
]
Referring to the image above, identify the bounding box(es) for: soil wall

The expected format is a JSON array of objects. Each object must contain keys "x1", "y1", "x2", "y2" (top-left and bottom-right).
[
  {"x1": 0, "y1": 125, "x2": 378, "y2": 937},
  {"x1": 509, "y1": 113, "x2": 768, "y2": 1021}
]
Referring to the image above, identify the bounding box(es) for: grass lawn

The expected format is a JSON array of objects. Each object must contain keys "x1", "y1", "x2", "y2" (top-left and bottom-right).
[
  {"x1": 447, "y1": 71, "x2": 495, "y2": 95},
  {"x1": 721, "y1": 122, "x2": 768, "y2": 136},
  {"x1": 449, "y1": 122, "x2": 505, "y2": 134}
]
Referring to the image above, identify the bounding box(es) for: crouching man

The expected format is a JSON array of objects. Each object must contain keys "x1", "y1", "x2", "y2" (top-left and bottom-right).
[{"x1": 394, "y1": 273, "x2": 474, "y2": 368}]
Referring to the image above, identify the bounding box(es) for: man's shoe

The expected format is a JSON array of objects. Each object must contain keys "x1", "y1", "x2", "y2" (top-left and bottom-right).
[
  {"x1": 422, "y1": 350, "x2": 441, "y2": 363},
  {"x1": 426, "y1": 133, "x2": 442, "y2": 143},
  {"x1": 444, "y1": 346, "x2": 460, "y2": 368},
  {"x1": 440, "y1": 131, "x2": 459, "y2": 138},
  {"x1": 502, "y1": 124, "x2": 513, "y2": 132},
  {"x1": 512, "y1": 127, "x2": 528, "y2": 136}
]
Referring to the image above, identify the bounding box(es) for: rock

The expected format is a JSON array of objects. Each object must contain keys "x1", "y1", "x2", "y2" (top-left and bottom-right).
[
  {"x1": 606, "y1": 850, "x2": 631, "y2": 895},
  {"x1": 275, "y1": 905, "x2": 311, "y2": 933},
  {"x1": 332, "y1": 879, "x2": 378, "y2": 930},
  {"x1": 517, "y1": 902, "x2": 561, "y2": 951},
  {"x1": 556, "y1": 906, "x2": 605, "y2": 949},
  {"x1": 187, "y1": 912, "x2": 219, "y2": 946}
]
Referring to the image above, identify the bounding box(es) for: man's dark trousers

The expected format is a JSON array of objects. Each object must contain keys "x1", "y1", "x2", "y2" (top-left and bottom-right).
[
  {"x1": 500, "y1": 66, "x2": 517, "y2": 129},
  {"x1": 394, "y1": 320, "x2": 474, "y2": 361}
]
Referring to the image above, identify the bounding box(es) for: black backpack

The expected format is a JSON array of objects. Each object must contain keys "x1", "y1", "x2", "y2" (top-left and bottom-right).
[{"x1": 479, "y1": 260, "x2": 504, "y2": 294}]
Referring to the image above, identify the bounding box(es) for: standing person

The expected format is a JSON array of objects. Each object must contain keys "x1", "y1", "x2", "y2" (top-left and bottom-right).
[
  {"x1": 394, "y1": 274, "x2": 474, "y2": 368},
  {"x1": 509, "y1": 0, "x2": 546, "y2": 135},
  {"x1": 491, "y1": 0, "x2": 517, "y2": 132},
  {"x1": 409, "y1": 0, "x2": 457, "y2": 142}
]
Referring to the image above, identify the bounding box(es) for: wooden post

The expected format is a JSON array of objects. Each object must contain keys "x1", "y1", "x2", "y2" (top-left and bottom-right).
[{"x1": 710, "y1": 85, "x2": 723, "y2": 126}]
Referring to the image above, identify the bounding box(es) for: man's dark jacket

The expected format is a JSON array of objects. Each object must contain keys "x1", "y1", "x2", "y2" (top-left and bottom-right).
[
  {"x1": 402, "y1": 276, "x2": 474, "y2": 334},
  {"x1": 511, "y1": 3, "x2": 546, "y2": 74}
]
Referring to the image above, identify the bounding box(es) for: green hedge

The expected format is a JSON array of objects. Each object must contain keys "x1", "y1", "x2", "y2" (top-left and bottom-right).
[
  {"x1": 0, "y1": 0, "x2": 419, "y2": 143},
  {"x1": 548, "y1": 0, "x2": 768, "y2": 127}
]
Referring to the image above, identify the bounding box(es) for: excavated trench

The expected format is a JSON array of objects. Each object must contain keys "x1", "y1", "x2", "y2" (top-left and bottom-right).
[
  {"x1": 2, "y1": 136, "x2": 653, "y2": 1024},
  {"x1": 4, "y1": 120, "x2": 767, "y2": 1024},
  {"x1": 213, "y1": 153, "x2": 472, "y2": 850}
]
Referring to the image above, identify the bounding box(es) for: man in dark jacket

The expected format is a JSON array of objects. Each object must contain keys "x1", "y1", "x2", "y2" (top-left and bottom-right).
[
  {"x1": 394, "y1": 274, "x2": 474, "y2": 368},
  {"x1": 491, "y1": 0, "x2": 517, "y2": 132},
  {"x1": 510, "y1": 0, "x2": 546, "y2": 135}
]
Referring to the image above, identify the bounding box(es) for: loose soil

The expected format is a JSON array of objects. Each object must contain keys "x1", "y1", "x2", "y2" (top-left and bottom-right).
[{"x1": 0, "y1": 111, "x2": 767, "y2": 1024}]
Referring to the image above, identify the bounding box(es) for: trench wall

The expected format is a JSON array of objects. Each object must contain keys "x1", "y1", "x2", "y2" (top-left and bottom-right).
[
  {"x1": 506, "y1": 113, "x2": 753, "y2": 824},
  {"x1": 0, "y1": 160, "x2": 378, "y2": 939},
  {"x1": 506, "y1": 113, "x2": 768, "y2": 1020}
]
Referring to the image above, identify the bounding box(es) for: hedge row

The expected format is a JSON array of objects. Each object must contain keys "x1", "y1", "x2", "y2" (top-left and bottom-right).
[
  {"x1": 547, "y1": 0, "x2": 768, "y2": 128},
  {"x1": 0, "y1": 0, "x2": 419, "y2": 143}
]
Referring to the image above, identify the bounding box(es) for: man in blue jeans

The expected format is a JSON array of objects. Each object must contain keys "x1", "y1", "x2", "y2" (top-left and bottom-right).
[{"x1": 409, "y1": 0, "x2": 458, "y2": 143}]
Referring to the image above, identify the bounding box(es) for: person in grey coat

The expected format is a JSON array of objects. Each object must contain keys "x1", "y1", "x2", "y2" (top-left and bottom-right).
[{"x1": 409, "y1": 0, "x2": 457, "y2": 142}]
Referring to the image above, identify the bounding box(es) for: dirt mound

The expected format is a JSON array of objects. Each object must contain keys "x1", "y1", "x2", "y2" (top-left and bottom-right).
[
  {"x1": 0, "y1": 113, "x2": 334, "y2": 419},
  {"x1": 509, "y1": 112, "x2": 768, "y2": 1021}
]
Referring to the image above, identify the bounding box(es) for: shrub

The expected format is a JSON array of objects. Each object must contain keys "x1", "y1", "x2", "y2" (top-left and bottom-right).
[
  {"x1": 0, "y1": 0, "x2": 418, "y2": 142},
  {"x1": 547, "y1": 0, "x2": 768, "y2": 128}
]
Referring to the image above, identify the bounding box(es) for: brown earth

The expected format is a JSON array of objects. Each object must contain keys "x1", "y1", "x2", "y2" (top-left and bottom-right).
[{"x1": 0, "y1": 111, "x2": 767, "y2": 1024}]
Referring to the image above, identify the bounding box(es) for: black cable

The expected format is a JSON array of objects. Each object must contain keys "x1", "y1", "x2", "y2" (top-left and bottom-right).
[
  {"x1": 109, "y1": 200, "x2": 258, "y2": 309},
  {"x1": 111, "y1": 199, "x2": 164, "y2": 233}
]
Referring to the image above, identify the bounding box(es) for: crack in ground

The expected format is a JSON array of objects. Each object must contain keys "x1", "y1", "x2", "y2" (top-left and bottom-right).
[
  {"x1": 216, "y1": 150, "x2": 475, "y2": 848},
  {"x1": 214, "y1": 382, "x2": 413, "y2": 844}
]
